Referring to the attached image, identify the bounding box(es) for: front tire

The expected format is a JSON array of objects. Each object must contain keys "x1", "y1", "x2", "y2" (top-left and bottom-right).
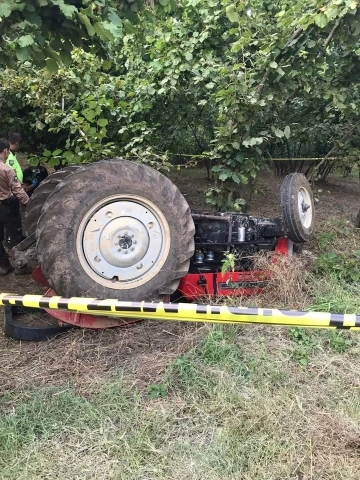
[{"x1": 281, "y1": 173, "x2": 315, "y2": 243}]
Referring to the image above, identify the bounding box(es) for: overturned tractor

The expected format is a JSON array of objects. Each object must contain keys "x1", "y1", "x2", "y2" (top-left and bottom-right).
[{"x1": 13, "y1": 159, "x2": 314, "y2": 329}]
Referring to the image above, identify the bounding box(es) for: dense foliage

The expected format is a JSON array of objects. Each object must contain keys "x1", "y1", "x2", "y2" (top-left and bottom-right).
[{"x1": 0, "y1": 0, "x2": 359, "y2": 208}]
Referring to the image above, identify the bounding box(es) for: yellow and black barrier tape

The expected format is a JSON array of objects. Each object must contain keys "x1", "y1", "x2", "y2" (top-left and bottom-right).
[{"x1": 1, "y1": 293, "x2": 360, "y2": 330}]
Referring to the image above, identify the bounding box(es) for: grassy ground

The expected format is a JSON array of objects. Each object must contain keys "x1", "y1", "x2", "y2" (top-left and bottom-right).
[{"x1": 0, "y1": 169, "x2": 359, "y2": 479}]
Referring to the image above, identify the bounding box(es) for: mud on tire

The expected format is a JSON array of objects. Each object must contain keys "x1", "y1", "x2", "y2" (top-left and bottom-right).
[{"x1": 25, "y1": 166, "x2": 80, "y2": 235}]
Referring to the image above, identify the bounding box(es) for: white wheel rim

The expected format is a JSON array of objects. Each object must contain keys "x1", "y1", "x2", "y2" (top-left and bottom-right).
[
  {"x1": 298, "y1": 187, "x2": 312, "y2": 229},
  {"x1": 76, "y1": 195, "x2": 171, "y2": 289}
]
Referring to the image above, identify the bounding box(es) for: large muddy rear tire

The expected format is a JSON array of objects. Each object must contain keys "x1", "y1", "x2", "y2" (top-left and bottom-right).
[
  {"x1": 36, "y1": 159, "x2": 195, "y2": 301},
  {"x1": 25, "y1": 166, "x2": 80, "y2": 235}
]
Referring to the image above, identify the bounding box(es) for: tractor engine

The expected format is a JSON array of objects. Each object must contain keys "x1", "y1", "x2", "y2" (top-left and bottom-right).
[{"x1": 189, "y1": 213, "x2": 286, "y2": 274}]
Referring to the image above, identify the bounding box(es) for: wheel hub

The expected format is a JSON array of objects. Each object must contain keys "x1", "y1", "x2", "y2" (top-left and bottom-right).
[
  {"x1": 119, "y1": 234, "x2": 132, "y2": 250},
  {"x1": 298, "y1": 187, "x2": 312, "y2": 229},
  {"x1": 78, "y1": 197, "x2": 170, "y2": 287}
]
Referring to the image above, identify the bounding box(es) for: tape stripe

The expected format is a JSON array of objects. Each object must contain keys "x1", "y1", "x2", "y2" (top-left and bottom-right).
[
  {"x1": 87, "y1": 301, "x2": 112, "y2": 311},
  {"x1": 211, "y1": 307, "x2": 221, "y2": 314},
  {"x1": 229, "y1": 307, "x2": 259, "y2": 316},
  {"x1": 143, "y1": 305, "x2": 158, "y2": 313},
  {"x1": 329, "y1": 313, "x2": 345, "y2": 328},
  {"x1": 58, "y1": 299, "x2": 69, "y2": 309},
  {"x1": 164, "y1": 304, "x2": 179, "y2": 313},
  {"x1": 39, "y1": 296, "x2": 51, "y2": 308},
  {"x1": 115, "y1": 305, "x2": 142, "y2": 312},
  {"x1": 196, "y1": 305, "x2": 207, "y2": 314}
]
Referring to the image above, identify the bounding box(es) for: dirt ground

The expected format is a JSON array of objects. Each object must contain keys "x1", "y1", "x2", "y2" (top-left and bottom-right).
[{"x1": 0, "y1": 168, "x2": 359, "y2": 392}]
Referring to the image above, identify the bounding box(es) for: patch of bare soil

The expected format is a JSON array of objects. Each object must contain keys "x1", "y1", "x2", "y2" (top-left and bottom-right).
[
  {"x1": 0, "y1": 168, "x2": 358, "y2": 392},
  {"x1": 169, "y1": 168, "x2": 360, "y2": 223}
]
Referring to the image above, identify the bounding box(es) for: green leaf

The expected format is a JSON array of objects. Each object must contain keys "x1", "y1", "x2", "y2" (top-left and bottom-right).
[
  {"x1": 108, "y1": 11, "x2": 122, "y2": 26},
  {"x1": 78, "y1": 12, "x2": 95, "y2": 36},
  {"x1": 102, "y1": 60, "x2": 112, "y2": 70},
  {"x1": 45, "y1": 58, "x2": 59, "y2": 73},
  {"x1": 59, "y1": 50, "x2": 72, "y2": 66},
  {"x1": 53, "y1": 0, "x2": 77, "y2": 18},
  {"x1": 43, "y1": 150, "x2": 52, "y2": 157},
  {"x1": 159, "y1": 0, "x2": 169, "y2": 5},
  {"x1": 18, "y1": 34, "x2": 34, "y2": 47},
  {"x1": 314, "y1": 13, "x2": 328, "y2": 28},
  {"x1": 48, "y1": 157, "x2": 61, "y2": 167},
  {"x1": 52, "y1": 149, "x2": 62, "y2": 156},
  {"x1": 97, "y1": 118, "x2": 108, "y2": 127},
  {"x1": 218, "y1": 172, "x2": 230, "y2": 181},
  {"x1": 0, "y1": 2, "x2": 13, "y2": 17},
  {"x1": 308, "y1": 40, "x2": 316, "y2": 48},
  {"x1": 185, "y1": 52, "x2": 193, "y2": 61},
  {"x1": 16, "y1": 47, "x2": 30, "y2": 62},
  {"x1": 270, "y1": 61, "x2": 278, "y2": 68},
  {"x1": 284, "y1": 126, "x2": 291, "y2": 139},
  {"x1": 233, "y1": 173, "x2": 241, "y2": 184},
  {"x1": 84, "y1": 110, "x2": 96, "y2": 121},
  {"x1": 226, "y1": 5, "x2": 240, "y2": 23},
  {"x1": 274, "y1": 128, "x2": 284, "y2": 138},
  {"x1": 231, "y1": 40, "x2": 242, "y2": 53},
  {"x1": 123, "y1": 20, "x2": 137, "y2": 34}
]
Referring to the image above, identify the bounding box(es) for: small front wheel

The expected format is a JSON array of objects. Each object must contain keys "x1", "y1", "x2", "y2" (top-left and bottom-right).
[{"x1": 280, "y1": 173, "x2": 315, "y2": 243}]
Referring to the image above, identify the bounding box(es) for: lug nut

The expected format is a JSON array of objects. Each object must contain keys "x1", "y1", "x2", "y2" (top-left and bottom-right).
[
  {"x1": 137, "y1": 263, "x2": 143, "y2": 270},
  {"x1": 130, "y1": 247, "x2": 134, "y2": 251}
]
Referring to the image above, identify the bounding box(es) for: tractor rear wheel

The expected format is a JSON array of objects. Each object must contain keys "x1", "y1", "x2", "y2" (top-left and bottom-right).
[
  {"x1": 36, "y1": 159, "x2": 195, "y2": 301},
  {"x1": 25, "y1": 166, "x2": 81, "y2": 235}
]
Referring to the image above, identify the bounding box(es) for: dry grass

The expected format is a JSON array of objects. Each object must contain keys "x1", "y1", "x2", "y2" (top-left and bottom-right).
[
  {"x1": 248, "y1": 252, "x2": 315, "y2": 310},
  {"x1": 0, "y1": 320, "x2": 200, "y2": 396}
]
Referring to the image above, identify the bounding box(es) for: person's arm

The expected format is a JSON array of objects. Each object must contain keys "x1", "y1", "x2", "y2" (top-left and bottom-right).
[{"x1": 5, "y1": 168, "x2": 29, "y2": 205}]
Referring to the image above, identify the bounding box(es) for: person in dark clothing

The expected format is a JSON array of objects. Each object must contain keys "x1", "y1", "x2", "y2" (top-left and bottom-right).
[
  {"x1": 0, "y1": 139, "x2": 29, "y2": 276},
  {"x1": 22, "y1": 166, "x2": 48, "y2": 197}
]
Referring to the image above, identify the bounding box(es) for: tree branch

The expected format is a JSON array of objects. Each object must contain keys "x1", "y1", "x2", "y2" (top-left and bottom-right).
[{"x1": 324, "y1": 18, "x2": 341, "y2": 49}]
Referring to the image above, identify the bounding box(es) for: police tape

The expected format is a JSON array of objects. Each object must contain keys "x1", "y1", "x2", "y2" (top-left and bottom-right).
[{"x1": 1, "y1": 293, "x2": 360, "y2": 330}]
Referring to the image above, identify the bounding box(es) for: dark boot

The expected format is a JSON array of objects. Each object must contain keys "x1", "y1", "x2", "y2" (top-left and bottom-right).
[{"x1": 0, "y1": 262, "x2": 13, "y2": 276}]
